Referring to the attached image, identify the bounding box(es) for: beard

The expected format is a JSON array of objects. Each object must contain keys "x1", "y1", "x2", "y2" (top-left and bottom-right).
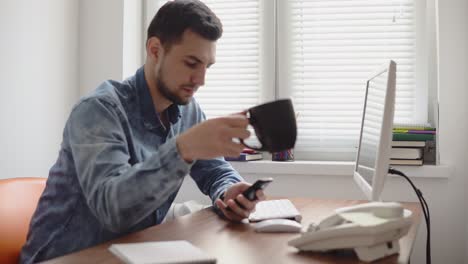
[{"x1": 156, "y1": 68, "x2": 193, "y2": 106}]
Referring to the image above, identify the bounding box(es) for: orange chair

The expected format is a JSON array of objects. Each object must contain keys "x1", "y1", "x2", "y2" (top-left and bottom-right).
[{"x1": 0, "y1": 177, "x2": 46, "y2": 264}]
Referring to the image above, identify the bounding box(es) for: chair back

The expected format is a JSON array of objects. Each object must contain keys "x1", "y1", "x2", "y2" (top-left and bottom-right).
[{"x1": 0, "y1": 177, "x2": 46, "y2": 264}]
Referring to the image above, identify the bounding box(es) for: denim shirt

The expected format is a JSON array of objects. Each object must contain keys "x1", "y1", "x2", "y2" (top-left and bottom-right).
[{"x1": 20, "y1": 67, "x2": 243, "y2": 263}]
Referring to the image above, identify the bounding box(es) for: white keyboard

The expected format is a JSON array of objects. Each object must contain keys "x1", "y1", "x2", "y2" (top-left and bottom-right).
[{"x1": 249, "y1": 199, "x2": 302, "y2": 222}]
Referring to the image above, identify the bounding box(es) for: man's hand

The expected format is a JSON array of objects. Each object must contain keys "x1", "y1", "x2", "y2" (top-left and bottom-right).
[
  {"x1": 176, "y1": 114, "x2": 250, "y2": 162},
  {"x1": 215, "y1": 182, "x2": 266, "y2": 222}
]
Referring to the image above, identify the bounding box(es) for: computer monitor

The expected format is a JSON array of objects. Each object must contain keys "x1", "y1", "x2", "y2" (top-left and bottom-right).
[{"x1": 354, "y1": 60, "x2": 397, "y2": 201}]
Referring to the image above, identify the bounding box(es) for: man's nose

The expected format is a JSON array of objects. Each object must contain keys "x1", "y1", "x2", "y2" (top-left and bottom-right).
[{"x1": 191, "y1": 68, "x2": 206, "y2": 86}]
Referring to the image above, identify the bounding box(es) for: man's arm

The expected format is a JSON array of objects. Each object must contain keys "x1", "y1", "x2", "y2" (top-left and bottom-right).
[
  {"x1": 175, "y1": 110, "x2": 265, "y2": 221},
  {"x1": 190, "y1": 158, "x2": 242, "y2": 204},
  {"x1": 190, "y1": 158, "x2": 266, "y2": 222},
  {"x1": 67, "y1": 98, "x2": 190, "y2": 233}
]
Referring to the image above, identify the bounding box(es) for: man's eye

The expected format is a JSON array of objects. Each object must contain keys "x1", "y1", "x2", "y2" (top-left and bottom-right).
[{"x1": 185, "y1": 61, "x2": 197, "y2": 68}]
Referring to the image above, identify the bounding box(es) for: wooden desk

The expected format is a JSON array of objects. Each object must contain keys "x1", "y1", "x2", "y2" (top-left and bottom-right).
[{"x1": 41, "y1": 198, "x2": 421, "y2": 264}]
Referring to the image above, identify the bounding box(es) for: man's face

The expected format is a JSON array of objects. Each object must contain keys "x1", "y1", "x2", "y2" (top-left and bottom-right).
[{"x1": 155, "y1": 29, "x2": 216, "y2": 105}]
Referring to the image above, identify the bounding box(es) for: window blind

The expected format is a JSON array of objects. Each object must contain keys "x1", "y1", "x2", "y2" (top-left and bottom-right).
[
  {"x1": 153, "y1": 0, "x2": 262, "y2": 119},
  {"x1": 283, "y1": 0, "x2": 418, "y2": 160},
  {"x1": 197, "y1": 0, "x2": 262, "y2": 118}
]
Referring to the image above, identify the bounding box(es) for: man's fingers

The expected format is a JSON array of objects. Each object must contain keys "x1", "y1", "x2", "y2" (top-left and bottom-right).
[
  {"x1": 223, "y1": 142, "x2": 245, "y2": 157},
  {"x1": 215, "y1": 199, "x2": 244, "y2": 222},
  {"x1": 234, "y1": 198, "x2": 246, "y2": 210},
  {"x1": 236, "y1": 195, "x2": 256, "y2": 211},
  {"x1": 215, "y1": 199, "x2": 233, "y2": 220},
  {"x1": 225, "y1": 128, "x2": 250, "y2": 140},
  {"x1": 255, "y1": 190, "x2": 266, "y2": 201},
  {"x1": 227, "y1": 199, "x2": 249, "y2": 219},
  {"x1": 232, "y1": 109, "x2": 248, "y2": 115},
  {"x1": 220, "y1": 115, "x2": 249, "y2": 128}
]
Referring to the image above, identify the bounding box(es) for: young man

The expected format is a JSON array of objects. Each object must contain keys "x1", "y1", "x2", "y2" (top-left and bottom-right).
[{"x1": 20, "y1": 1, "x2": 265, "y2": 263}]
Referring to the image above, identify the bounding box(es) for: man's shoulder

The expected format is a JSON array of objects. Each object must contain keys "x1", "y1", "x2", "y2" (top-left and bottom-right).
[
  {"x1": 77, "y1": 78, "x2": 136, "y2": 110},
  {"x1": 84, "y1": 79, "x2": 132, "y2": 101},
  {"x1": 65, "y1": 80, "x2": 134, "y2": 132}
]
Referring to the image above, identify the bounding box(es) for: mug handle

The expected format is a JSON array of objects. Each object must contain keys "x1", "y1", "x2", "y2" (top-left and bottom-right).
[
  {"x1": 240, "y1": 138, "x2": 263, "y2": 151},
  {"x1": 238, "y1": 110, "x2": 263, "y2": 151}
]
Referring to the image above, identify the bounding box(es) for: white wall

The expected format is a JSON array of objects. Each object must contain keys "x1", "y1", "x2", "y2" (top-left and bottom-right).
[
  {"x1": 123, "y1": 0, "x2": 144, "y2": 80},
  {"x1": 464, "y1": 2, "x2": 468, "y2": 263},
  {"x1": 0, "y1": 0, "x2": 141, "y2": 176},
  {"x1": 79, "y1": 0, "x2": 143, "y2": 95},
  {"x1": 0, "y1": 0, "x2": 79, "y2": 178},
  {"x1": 79, "y1": 0, "x2": 125, "y2": 95},
  {"x1": 436, "y1": 0, "x2": 468, "y2": 262}
]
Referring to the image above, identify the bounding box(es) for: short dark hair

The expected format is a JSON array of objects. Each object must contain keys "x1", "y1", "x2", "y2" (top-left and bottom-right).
[{"x1": 147, "y1": 0, "x2": 223, "y2": 50}]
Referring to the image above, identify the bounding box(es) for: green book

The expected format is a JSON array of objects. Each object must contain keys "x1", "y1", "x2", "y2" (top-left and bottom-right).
[{"x1": 392, "y1": 133, "x2": 435, "y2": 141}]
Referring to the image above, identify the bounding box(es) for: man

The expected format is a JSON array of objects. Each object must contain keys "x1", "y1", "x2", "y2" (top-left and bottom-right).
[{"x1": 20, "y1": 1, "x2": 265, "y2": 263}]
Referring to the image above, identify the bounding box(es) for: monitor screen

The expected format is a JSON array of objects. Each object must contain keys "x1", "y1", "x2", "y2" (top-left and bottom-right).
[{"x1": 354, "y1": 61, "x2": 396, "y2": 201}]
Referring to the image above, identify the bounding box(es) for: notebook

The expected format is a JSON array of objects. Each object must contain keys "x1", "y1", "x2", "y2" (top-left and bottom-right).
[{"x1": 109, "y1": 240, "x2": 216, "y2": 264}]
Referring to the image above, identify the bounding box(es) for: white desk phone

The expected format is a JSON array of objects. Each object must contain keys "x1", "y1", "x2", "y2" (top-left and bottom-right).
[{"x1": 288, "y1": 202, "x2": 413, "y2": 262}]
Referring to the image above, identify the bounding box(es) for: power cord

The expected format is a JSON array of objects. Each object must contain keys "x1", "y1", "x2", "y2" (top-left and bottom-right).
[{"x1": 388, "y1": 167, "x2": 431, "y2": 264}]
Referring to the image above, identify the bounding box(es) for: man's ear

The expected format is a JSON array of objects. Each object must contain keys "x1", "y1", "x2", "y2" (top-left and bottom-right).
[{"x1": 146, "y1": 37, "x2": 163, "y2": 63}]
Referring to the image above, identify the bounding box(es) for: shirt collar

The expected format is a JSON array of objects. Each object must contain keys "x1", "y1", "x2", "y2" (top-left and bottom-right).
[{"x1": 135, "y1": 67, "x2": 181, "y2": 130}]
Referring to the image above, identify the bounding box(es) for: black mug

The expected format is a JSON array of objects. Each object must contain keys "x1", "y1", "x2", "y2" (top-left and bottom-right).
[{"x1": 241, "y1": 99, "x2": 297, "y2": 152}]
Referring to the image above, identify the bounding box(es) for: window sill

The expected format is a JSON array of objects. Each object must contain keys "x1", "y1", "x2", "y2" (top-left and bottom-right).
[{"x1": 228, "y1": 160, "x2": 452, "y2": 179}]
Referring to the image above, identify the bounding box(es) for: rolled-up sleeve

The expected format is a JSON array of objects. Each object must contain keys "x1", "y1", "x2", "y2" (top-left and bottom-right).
[
  {"x1": 190, "y1": 157, "x2": 244, "y2": 204},
  {"x1": 67, "y1": 98, "x2": 191, "y2": 232}
]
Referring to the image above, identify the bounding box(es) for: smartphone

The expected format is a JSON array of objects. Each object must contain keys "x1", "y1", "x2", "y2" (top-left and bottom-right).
[
  {"x1": 241, "y1": 178, "x2": 273, "y2": 201},
  {"x1": 225, "y1": 178, "x2": 273, "y2": 211}
]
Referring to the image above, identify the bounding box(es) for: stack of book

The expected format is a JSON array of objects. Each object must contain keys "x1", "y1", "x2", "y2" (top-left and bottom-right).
[
  {"x1": 391, "y1": 123, "x2": 436, "y2": 166},
  {"x1": 225, "y1": 148, "x2": 263, "y2": 162}
]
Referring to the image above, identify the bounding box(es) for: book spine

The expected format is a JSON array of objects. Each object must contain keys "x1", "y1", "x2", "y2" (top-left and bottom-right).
[
  {"x1": 392, "y1": 141, "x2": 426, "y2": 147},
  {"x1": 390, "y1": 159, "x2": 423, "y2": 166},
  {"x1": 393, "y1": 130, "x2": 436, "y2": 134},
  {"x1": 225, "y1": 155, "x2": 248, "y2": 161},
  {"x1": 390, "y1": 148, "x2": 423, "y2": 159},
  {"x1": 225, "y1": 153, "x2": 262, "y2": 161},
  {"x1": 392, "y1": 133, "x2": 435, "y2": 141},
  {"x1": 393, "y1": 123, "x2": 435, "y2": 131},
  {"x1": 393, "y1": 127, "x2": 436, "y2": 131}
]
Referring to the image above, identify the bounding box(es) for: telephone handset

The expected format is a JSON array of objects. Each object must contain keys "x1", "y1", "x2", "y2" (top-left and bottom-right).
[{"x1": 288, "y1": 202, "x2": 413, "y2": 262}]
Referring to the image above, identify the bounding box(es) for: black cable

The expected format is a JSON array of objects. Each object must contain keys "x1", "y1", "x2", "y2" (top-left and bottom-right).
[
  {"x1": 388, "y1": 167, "x2": 431, "y2": 264},
  {"x1": 389, "y1": 168, "x2": 431, "y2": 264}
]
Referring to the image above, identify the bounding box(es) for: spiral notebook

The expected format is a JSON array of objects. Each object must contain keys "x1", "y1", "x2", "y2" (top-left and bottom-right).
[{"x1": 109, "y1": 240, "x2": 216, "y2": 264}]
